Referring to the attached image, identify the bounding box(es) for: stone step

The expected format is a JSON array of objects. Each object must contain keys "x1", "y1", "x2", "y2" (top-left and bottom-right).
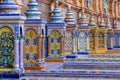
[
  {"x1": 67, "y1": 54, "x2": 120, "y2": 64},
  {"x1": 46, "y1": 62, "x2": 63, "y2": 70},
  {"x1": 25, "y1": 69, "x2": 120, "y2": 78},
  {"x1": 77, "y1": 59, "x2": 120, "y2": 62},
  {"x1": 63, "y1": 62, "x2": 120, "y2": 70},
  {"x1": 88, "y1": 54, "x2": 120, "y2": 59},
  {"x1": 24, "y1": 77, "x2": 119, "y2": 80},
  {"x1": 63, "y1": 67, "x2": 120, "y2": 70}
]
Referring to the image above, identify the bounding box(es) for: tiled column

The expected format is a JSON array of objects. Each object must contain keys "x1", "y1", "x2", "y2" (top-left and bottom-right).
[
  {"x1": 37, "y1": 35, "x2": 42, "y2": 63},
  {"x1": 61, "y1": 35, "x2": 64, "y2": 56},
  {"x1": 119, "y1": 34, "x2": 120, "y2": 47},
  {"x1": 86, "y1": 34, "x2": 90, "y2": 52},
  {"x1": 13, "y1": 37, "x2": 20, "y2": 72},
  {"x1": 19, "y1": 37, "x2": 24, "y2": 72},
  {"x1": 110, "y1": 35, "x2": 114, "y2": 49},
  {"x1": 60, "y1": 34, "x2": 66, "y2": 57},
  {"x1": 37, "y1": 34, "x2": 45, "y2": 65},
  {"x1": 41, "y1": 35, "x2": 45, "y2": 61},
  {"x1": 95, "y1": 33, "x2": 98, "y2": 51},
  {"x1": 48, "y1": 36, "x2": 51, "y2": 56},
  {"x1": 73, "y1": 36, "x2": 76, "y2": 53},
  {"x1": 104, "y1": 33, "x2": 107, "y2": 48}
]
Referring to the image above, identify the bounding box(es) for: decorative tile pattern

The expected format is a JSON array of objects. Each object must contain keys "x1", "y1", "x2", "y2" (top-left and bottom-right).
[
  {"x1": 0, "y1": 27, "x2": 14, "y2": 68},
  {"x1": 65, "y1": 31, "x2": 73, "y2": 55},
  {"x1": 50, "y1": 30, "x2": 61, "y2": 58},
  {"x1": 25, "y1": 29, "x2": 37, "y2": 66},
  {"x1": 78, "y1": 30, "x2": 87, "y2": 52},
  {"x1": 98, "y1": 32, "x2": 104, "y2": 48}
]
